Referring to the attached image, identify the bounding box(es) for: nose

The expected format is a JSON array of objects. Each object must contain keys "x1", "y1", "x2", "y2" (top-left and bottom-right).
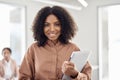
[
  {"x1": 4, "y1": 53, "x2": 8, "y2": 56},
  {"x1": 50, "y1": 25, "x2": 55, "y2": 31}
]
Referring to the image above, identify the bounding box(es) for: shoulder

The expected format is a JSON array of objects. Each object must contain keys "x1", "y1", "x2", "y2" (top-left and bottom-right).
[
  {"x1": 10, "y1": 58, "x2": 17, "y2": 64},
  {"x1": 26, "y1": 42, "x2": 39, "y2": 52},
  {"x1": 0, "y1": 59, "x2": 5, "y2": 65},
  {"x1": 0, "y1": 60, "x2": 3, "y2": 66},
  {"x1": 29, "y1": 42, "x2": 38, "y2": 49},
  {"x1": 67, "y1": 42, "x2": 80, "y2": 51},
  {"x1": 25, "y1": 42, "x2": 39, "y2": 57}
]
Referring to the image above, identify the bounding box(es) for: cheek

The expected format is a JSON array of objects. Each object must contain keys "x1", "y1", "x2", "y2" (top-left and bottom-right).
[
  {"x1": 43, "y1": 30, "x2": 47, "y2": 37},
  {"x1": 56, "y1": 27, "x2": 61, "y2": 32},
  {"x1": 44, "y1": 27, "x2": 48, "y2": 33},
  {"x1": 4, "y1": 53, "x2": 10, "y2": 57}
]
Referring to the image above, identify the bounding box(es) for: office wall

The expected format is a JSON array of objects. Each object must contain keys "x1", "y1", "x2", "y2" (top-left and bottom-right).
[{"x1": 0, "y1": 0, "x2": 120, "y2": 80}]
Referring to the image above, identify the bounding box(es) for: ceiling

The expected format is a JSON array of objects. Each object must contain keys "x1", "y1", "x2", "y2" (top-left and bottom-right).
[
  {"x1": 33, "y1": 0, "x2": 88, "y2": 10},
  {"x1": 48, "y1": 0, "x2": 82, "y2": 6}
]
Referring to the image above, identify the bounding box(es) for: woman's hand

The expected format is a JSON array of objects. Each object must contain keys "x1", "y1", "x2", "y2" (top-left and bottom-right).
[
  {"x1": 62, "y1": 61, "x2": 78, "y2": 78},
  {"x1": 77, "y1": 73, "x2": 87, "y2": 80}
]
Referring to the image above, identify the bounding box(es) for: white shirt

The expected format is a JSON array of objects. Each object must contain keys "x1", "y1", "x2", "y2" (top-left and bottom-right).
[{"x1": 4, "y1": 60, "x2": 12, "y2": 79}]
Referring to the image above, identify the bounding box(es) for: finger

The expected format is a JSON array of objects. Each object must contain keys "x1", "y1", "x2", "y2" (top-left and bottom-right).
[
  {"x1": 62, "y1": 62, "x2": 68, "y2": 73},
  {"x1": 62, "y1": 61, "x2": 69, "y2": 67},
  {"x1": 62, "y1": 64, "x2": 73, "y2": 72},
  {"x1": 68, "y1": 61, "x2": 74, "y2": 66},
  {"x1": 65, "y1": 62, "x2": 75, "y2": 68},
  {"x1": 62, "y1": 61, "x2": 70, "y2": 68},
  {"x1": 62, "y1": 61, "x2": 75, "y2": 73}
]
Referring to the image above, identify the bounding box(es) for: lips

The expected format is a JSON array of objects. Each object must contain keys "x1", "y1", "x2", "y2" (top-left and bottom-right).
[{"x1": 49, "y1": 33, "x2": 56, "y2": 37}]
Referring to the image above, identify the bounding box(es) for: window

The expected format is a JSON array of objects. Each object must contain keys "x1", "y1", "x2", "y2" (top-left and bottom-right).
[
  {"x1": 0, "y1": 3, "x2": 26, "y2": 65},
  {"x1": 98, "y1": 5, "x2": 120, "y2": 80}
]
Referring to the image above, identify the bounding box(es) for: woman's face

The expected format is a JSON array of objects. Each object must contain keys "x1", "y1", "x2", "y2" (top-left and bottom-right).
[{"x1": 44, "y1": 14, "x2": 61, "y2": 42}]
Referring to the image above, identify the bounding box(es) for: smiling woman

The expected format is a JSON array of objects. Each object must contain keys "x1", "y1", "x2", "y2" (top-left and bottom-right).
[
  {"x1": 19, "y1": 6, "x2": 92, "y2": 80},
  {"x1": 0, "y1": 2, "x2": 26, "y2": 66}
]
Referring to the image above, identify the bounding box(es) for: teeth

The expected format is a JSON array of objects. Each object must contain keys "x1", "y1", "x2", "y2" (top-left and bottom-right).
[{"x1": 49, "y1": 33, "x2": 56, "y2": 37}]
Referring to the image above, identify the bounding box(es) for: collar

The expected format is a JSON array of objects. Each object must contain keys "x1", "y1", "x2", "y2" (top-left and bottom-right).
[
  {"x1": 46, "y1": 40, "x2": 61, "y2": 47},
  {"x1": 3, "y1": 58, "x2": 11, "y2": 64}
]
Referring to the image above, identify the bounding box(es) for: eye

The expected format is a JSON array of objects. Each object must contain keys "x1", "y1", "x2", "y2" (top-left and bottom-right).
[
  {"x1": 44, "y1": 22, "x2": 49, "y2": 27},
  {"x1": 54, "y1": 22, "x2": 61, "y2": 27}
]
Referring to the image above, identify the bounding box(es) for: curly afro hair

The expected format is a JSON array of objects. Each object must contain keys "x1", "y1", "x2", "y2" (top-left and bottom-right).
[{"x1": 32, "y1": 6, "x2": 77, "y2": 46}]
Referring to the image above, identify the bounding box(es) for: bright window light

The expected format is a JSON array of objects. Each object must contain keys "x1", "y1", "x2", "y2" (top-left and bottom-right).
[
  {"x1": 108, "y1": 5, "x2": 120, "y2": 80},
  {"x1": 33, "y1": 0, "x2": 82, "y2": 10},
  {"x1": 78, "y1": 0, "x2": 88, "y2": 7}
]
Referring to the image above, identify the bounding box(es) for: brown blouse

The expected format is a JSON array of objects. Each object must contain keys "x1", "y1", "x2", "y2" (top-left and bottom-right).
[{"x1": 19, "y1": 41, "x2": 92, "y2": 80}]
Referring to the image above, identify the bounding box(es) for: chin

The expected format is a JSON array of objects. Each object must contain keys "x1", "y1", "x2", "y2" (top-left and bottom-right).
[{"x1": 49, "y1": 38, "x2": 57, "y2": 41}]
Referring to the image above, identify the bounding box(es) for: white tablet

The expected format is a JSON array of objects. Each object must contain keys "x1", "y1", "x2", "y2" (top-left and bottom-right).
[{"x1": 62, "y1": 50, "x2": 91, "y2": 80}]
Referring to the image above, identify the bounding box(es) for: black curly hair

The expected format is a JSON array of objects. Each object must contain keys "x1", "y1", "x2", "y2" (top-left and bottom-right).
[{"x1": 32, "y1": 6, "x2": 77, "y2": 46}]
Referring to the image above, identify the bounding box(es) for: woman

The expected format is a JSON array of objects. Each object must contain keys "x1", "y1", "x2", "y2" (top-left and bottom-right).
[
  {"x1": 0, "y1": 47, "x2": 18, "y2": 80},
  {"x1": 19, "y1": 6, "x2": 92, "y2": 80}
]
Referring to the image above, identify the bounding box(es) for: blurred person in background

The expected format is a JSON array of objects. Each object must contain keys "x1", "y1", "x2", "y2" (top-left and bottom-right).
[{"x1": 0, "y1": 47, "x2": 18, "y2": 80}]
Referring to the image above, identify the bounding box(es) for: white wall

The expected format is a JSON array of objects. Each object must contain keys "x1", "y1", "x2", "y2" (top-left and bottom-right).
[{"x1": 0, "y1": 0, "x2": 120, "y2": 80}]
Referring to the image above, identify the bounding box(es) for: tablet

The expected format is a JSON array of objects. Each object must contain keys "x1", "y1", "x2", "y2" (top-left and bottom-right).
[{"x1": 62, "y1": 50, "x2": 90, "y2": 80}]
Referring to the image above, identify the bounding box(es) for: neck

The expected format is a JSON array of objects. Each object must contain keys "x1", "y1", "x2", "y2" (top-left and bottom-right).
[
  {"x1": 5, "y1": 58, "x2": 10, "y2": 62},
  {"x1": 51, "y1": 40, "x2": 58, "y2": 45}
]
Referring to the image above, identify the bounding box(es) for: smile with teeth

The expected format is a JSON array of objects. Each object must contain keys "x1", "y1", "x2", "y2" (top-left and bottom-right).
[{"x1": 49, "y1": 33, "x2": 56, "y2": 37}]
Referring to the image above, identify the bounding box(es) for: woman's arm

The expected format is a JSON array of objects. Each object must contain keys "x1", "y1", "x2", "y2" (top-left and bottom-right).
[
  {"x1": 10, "y1": 60, "x2": 18, "y2": 79},
  {"x1": 19, "y1": 47, "x2": 35, "y2": 80},
  {"x1": 0, "y1": 61, "x2": 4, "y2": 78}
]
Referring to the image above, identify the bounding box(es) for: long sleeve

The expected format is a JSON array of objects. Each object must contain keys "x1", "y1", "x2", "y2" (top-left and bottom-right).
[
  {"x1": 14, "y1": 62, "x2": 18, "y2": 77},
  {"x1": 0, "y1": 61, "x2": 4, "y2": 78},
  {"x1": 11, "y1": 59, "x2": 18, "y2": 78},
  {"x1": 73, "y1": 61, "x2": 92, "y2": 80},
  {"x1": 19, "y1": 47, "x2": 35, "y2": 80}
]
